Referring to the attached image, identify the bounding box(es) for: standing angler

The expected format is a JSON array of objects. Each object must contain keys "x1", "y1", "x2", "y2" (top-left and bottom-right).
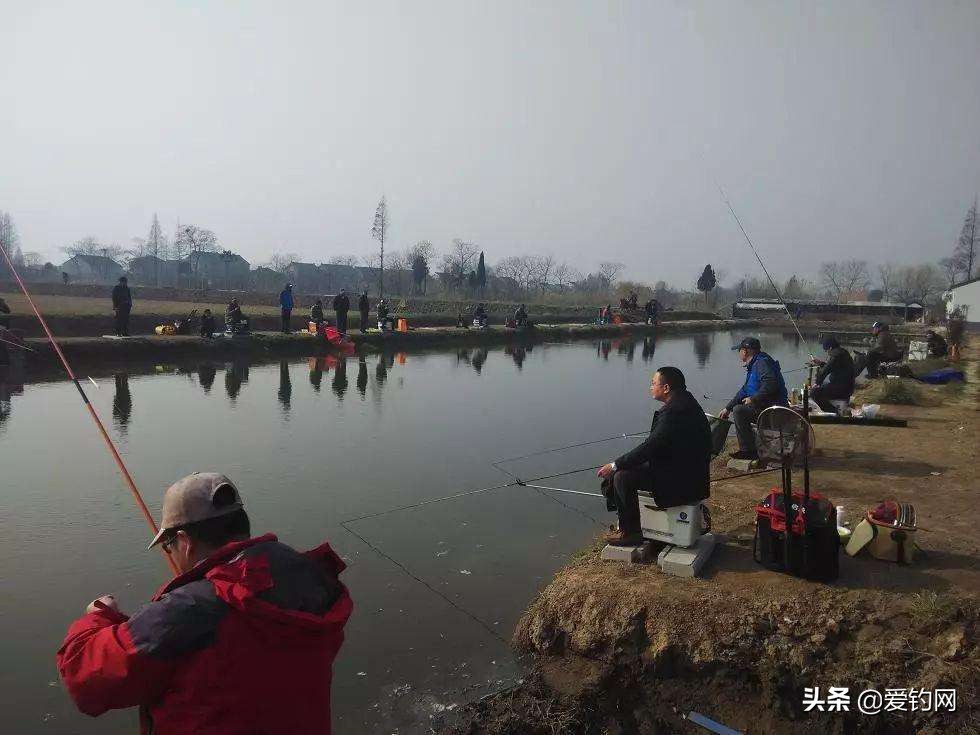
[
  {"x1": 333, "y1": 288, "x2": 350, "y2": 334},
  {"x1": 358, "y1": 290, "x2": 370, "y2": 332},
  {"x1": 57, "y1": 472, "x2": 352, "y2": 734},
  {"x1": 111, "y1": 276, "x2": 132, "y2": 337},
  {"x1": 718, "y1": 337, "x2": 788, "y2": 461},
  {"x1": 279, "y1": 283, "x2": 295, "y2": 334}
]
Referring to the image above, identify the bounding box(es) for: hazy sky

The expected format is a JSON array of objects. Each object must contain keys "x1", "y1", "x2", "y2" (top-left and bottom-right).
[{"x1": 3, "y1": 1, "x2": 979, "y2": 286}]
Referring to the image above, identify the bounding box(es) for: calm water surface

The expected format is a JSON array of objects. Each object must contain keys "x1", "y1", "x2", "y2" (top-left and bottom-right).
[{"x1": 0, "y1": 330, "x2": 811, "y2": 733}]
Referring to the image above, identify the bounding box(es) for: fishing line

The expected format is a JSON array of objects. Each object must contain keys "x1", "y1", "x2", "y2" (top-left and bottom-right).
[
  {"x1": 0, "y1": 243, "x2": 178, "y2": 575},
  {"x1": 0, "y1": 334, "x2": 101, "y2": 386},
  {"x1": 701, "y1": 159, "x2": 814, "y2": 359}
]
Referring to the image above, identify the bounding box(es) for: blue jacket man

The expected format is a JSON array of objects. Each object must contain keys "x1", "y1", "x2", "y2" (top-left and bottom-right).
[
  {"x1": 279, "y1": 284, "x2": 295, "y2": 333},
  {"x1": 719, "y1": 337, "x2": 788, "y2": 460}
]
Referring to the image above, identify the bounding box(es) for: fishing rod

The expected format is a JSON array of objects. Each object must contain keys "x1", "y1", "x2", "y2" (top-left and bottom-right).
[
  {"x1": 709, "y1": 177, "x2": 814, "y2": 360},
  {"x1": 0, "y1": 244, "x2": 178, "y2": 575}
]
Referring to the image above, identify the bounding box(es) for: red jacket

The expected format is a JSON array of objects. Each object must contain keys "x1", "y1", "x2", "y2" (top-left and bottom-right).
[{"x1": 57, "y1": 534, "x2": 352, "y2": 734}]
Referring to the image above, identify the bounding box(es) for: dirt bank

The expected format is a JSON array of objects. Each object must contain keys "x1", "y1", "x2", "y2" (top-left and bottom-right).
[
  {"x1": 15, "y1": 319, "x2": 760, "y2": 366},
  {"x1": 446, "y1": 353, "x2": 979, "y2": 734}
]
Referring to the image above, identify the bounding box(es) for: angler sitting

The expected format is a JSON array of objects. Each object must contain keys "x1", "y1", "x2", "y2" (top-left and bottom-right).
[
  {"x1": 199, "y1": 309, "x2": 216, "y2": 339},
  {"x1": 718, "y1": 337, "x2": 788, "y2": 461},
  {"x1": 597, "y1": 367, "x2": 712, "y2": 547},
  {"x1": 376, "y1": 299, "x2": 396, "y2": 331},
  {"x1": 224, "y1": 298, "x2": 249, "y2": 335},
  {"x1": 809, "y1": 337, "x2": 855, "y2": 412},
  {"x1": 862, "y1": 322, "x2": 902, "y2": 378},
  {"x1": 310, "y1": 299, "x2": 325, "y2": 328},
  {"x1": 513, "y1": 303, "x2": 528, "y2": 328},
  {"x1": 473, "y1": 303, "x2": 488, "y2": 328},
  {"x1": 926, "y1": 330, "x2": 948, "y2": 358}
]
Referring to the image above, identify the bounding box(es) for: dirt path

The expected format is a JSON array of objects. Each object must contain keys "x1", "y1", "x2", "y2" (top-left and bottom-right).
[{"x1": 446, "y1": 348, "x2": 979, "y2": 735}]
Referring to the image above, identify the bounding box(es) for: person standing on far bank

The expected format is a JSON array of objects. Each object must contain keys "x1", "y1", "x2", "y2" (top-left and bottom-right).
[
  {"x1": 279, "y1": 284, "x2": 295, "y2": 334},
  {"x1": 358, "y1": 291, "x2": 369, "y2": 333},
  {"x1": 111, "y1": 277, "x2": 132, "y2": 337},
  {"x1": 57, "y1": 472, "x2": 352, "y2": 734},
  {"x1": 333, "y1": 289, "x2": 350, "y2": 334}
]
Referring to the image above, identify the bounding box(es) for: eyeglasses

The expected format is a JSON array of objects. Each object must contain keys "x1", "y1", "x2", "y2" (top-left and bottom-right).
[{"x1": 161, "y1": 532, "x2": 181, "y2": 553}]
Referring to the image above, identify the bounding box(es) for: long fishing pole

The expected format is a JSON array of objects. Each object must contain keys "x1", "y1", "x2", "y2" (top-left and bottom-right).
[
  {"x1": 710, "y1": 178, "x2": 814, "y2": 359},
  {"x1": 0, "y1": 245, "x2": 178, "y2": 575}
]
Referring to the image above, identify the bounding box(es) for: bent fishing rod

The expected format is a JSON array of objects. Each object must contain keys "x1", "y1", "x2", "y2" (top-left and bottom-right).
[
  {"x1": 0, "y1": 244, "x2": 178, "y2": 575},
  {"x1": 707, "y1": 171, "x2": 814, "y2": 361}
]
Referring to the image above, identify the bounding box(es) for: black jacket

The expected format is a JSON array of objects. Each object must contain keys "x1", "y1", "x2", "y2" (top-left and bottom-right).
[
  {"x1": 614, "y1": 390, "x2": 712, "y2": 508},
  {"x1": 358, "y1": 294, "x2": 369, "y2": 314},
  {"x1": 333, "y1": 293, "x2": 350, "y2": 314},
  {"x1": 869, "y1": 331, "x2": 901, "y2": 361},
  {"x1": 310, "y1": 303, "x2": 324, "y2": 322},
  {"x1": 815, "y1": 346, "x2": 855, "y2": 392},
  {"x1": 111, "y1": 284, "x2": 132, "y2": 309}
]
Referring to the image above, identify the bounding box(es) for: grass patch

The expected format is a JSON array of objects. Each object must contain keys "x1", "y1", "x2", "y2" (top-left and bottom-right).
[
  {"x1": 859, "y1": 378, "x2": 928, "y2": 406},
  {"x1": 909, "y1": 591, "x2": 959, "y2": 633}
]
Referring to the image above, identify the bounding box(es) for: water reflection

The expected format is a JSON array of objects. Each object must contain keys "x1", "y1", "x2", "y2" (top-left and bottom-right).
[
  {"x1": 471, "y1": 347, "x2": 488, "y2": 374},
  {"x1": 332, "y1": 358, "x2": 348, "y2": 399},
  {"x1": 225, "y1": 360, "x2": 249, "y2": 403},
  {"x1": 112, "y1": 374, "x2": 132, "y2": 432},
  {"x1": 278, "y1": 360, "x2": 292, "y2": 413},
  {"x1": 598, "y1": 340, "x2": 611, "y2": 360},
  {"x1": 0, "y1": 357, "x2": 25, "y2": 431},
  {"x1": 504, "y1": 344, "x2": 530, "y2": 369},
  {"x1": 199, "y1": 363, "x2": 217, "y2": 393},
  {"x1": 692, "y1": 332, "x2": 713, "y2": 368},
  {"x1": 642, "y1": 336, "x2": 657, "y2": 362},
  {"x1": 356, "y1": 357, "x2": 367, "y2": 398},
  {"x1": 616, "y1": 339, "x2": 636, "y2": 363},
  {"x1": 309, "y1": 358, "x2": 324, "y2": 393}
]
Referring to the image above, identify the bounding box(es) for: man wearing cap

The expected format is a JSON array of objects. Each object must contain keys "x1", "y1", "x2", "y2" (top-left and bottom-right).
[
  {"x1": 57, "y1": 472, "x2": 352, "y2": 734},
  {"x1": 718, "y1": 337, "x2": 788, "y2": 461},
  {"x1": 279, "y1": 283, "x2": 295, "y2": 334},
  {"x1": 809, "y1": 337, "x2": 855, "y2": 412},
  {"x1": 862, "y1": 322, "x2": 902, "y2": 377}
]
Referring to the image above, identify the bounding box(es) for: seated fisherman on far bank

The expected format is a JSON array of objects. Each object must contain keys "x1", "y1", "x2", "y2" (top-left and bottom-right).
[
  {"x1": 809, "y1": 337, "x2": 855, "y2": 412},
  {"x1": 597, "y1": 367, "x2": 712, "y2": 547},
  {"x1": 718, "y1": 337, "x2": 788, "y2": 461}
]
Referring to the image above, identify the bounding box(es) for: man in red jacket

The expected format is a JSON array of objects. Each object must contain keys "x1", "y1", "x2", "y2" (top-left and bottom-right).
[{"x1": 57, "y1": 472, "x2": 353, "y2": 734}]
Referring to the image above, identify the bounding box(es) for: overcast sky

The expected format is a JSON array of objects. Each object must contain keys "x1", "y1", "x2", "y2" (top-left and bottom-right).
[{"x1": 2, "y1": 1, "x2": 978, "y2": 286}]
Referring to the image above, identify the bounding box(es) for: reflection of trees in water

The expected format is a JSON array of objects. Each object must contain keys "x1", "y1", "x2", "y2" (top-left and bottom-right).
[
  {"x1": 112, "y1": 374, "x2": 132, "y2": 431},
  {"x1": 278, "y1": 360, "x2": 292, "y2": 413},
  {"x1": 641, "y1": 336, "x2": 657, "y2": 362},
  {"x1": 225, "y1": 361, "x2": 249, "y2": 403},
  {"x1": 471, "y1": 347, "x2": 488, "y2": 374},
  {"x1": 198, "y1": 363, "x2": 217, "y2": 393},
  {"x1": 693, "y1": 332, "x2": 713, "y2": 368},
  {"x1": 332, "y1": 358, "x2": 348, "y2": 399},
  {"x1": 780, "y1": 331, "x2": 801, "y2": 349},
  {"x1": 356, "y1": 357, "x2": 367, "y2": 397},
  {"x1": 0, "y1": 365, "x2": 11, "y2": 429}
]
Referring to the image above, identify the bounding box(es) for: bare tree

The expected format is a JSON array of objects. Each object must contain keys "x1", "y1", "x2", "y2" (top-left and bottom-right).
[
  {"x1": 939, "y1": 257, "x2": 959, "y2": 288},
  {"x1": 328, "y1": 254, "x2": 360, "y2": 268},
  {"x1": 407, "y1": 240, "x2": 436, "y2": 294},
  {"x1": 0, "y1": 212, "x2": 21, "y2": 275},
  {"x1": 598, "y1": 261, "x2": 624, "y2": 292},
  {"x1": 819, "y1": 259, "x2": 870, "y2": 303},
  {"x1": 553, "y1": 262, "x2": 579, "y2": 292},
  {"x1": 21, "y1": 251, "x2": 44, "y2": 268},
  {"x1": 371, "y1": 196, "x2": 389, "y2": 297},
  {"x1": 266, "y1": 252, "x2": 298, "y2": 274},
  {"x1": 440, "y1": 238, "x2": 478, "y2": 292},
  {"x1": 952, "y1": 197, "x2": 978, "y2": 280},
  {"x1": 891, "y1": 264, "x2": 944, "y2": 305},
  {"x1": 877, "y1": 263, "x2": 898, "y2": 301}
]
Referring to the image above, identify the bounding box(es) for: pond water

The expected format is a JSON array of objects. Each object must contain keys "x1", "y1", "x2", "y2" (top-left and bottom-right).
[{"x1": 0, "y1": 330, "x2": 812, "y2": 733}]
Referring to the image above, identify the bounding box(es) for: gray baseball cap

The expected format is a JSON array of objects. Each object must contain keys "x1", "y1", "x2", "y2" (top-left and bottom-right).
[{"x1": 148, "y1": 472, "x2": 244, "y2": 549}]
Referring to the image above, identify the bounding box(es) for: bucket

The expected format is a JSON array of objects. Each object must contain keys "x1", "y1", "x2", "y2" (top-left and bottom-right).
[{"x1": 397, "y1": 318, "x2": 408, "y2": 332}]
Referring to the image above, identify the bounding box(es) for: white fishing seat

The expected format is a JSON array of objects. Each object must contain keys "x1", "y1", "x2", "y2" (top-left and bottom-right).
[{"x1": 637, "y1": 492, "x2": 706, "y2": 548}]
